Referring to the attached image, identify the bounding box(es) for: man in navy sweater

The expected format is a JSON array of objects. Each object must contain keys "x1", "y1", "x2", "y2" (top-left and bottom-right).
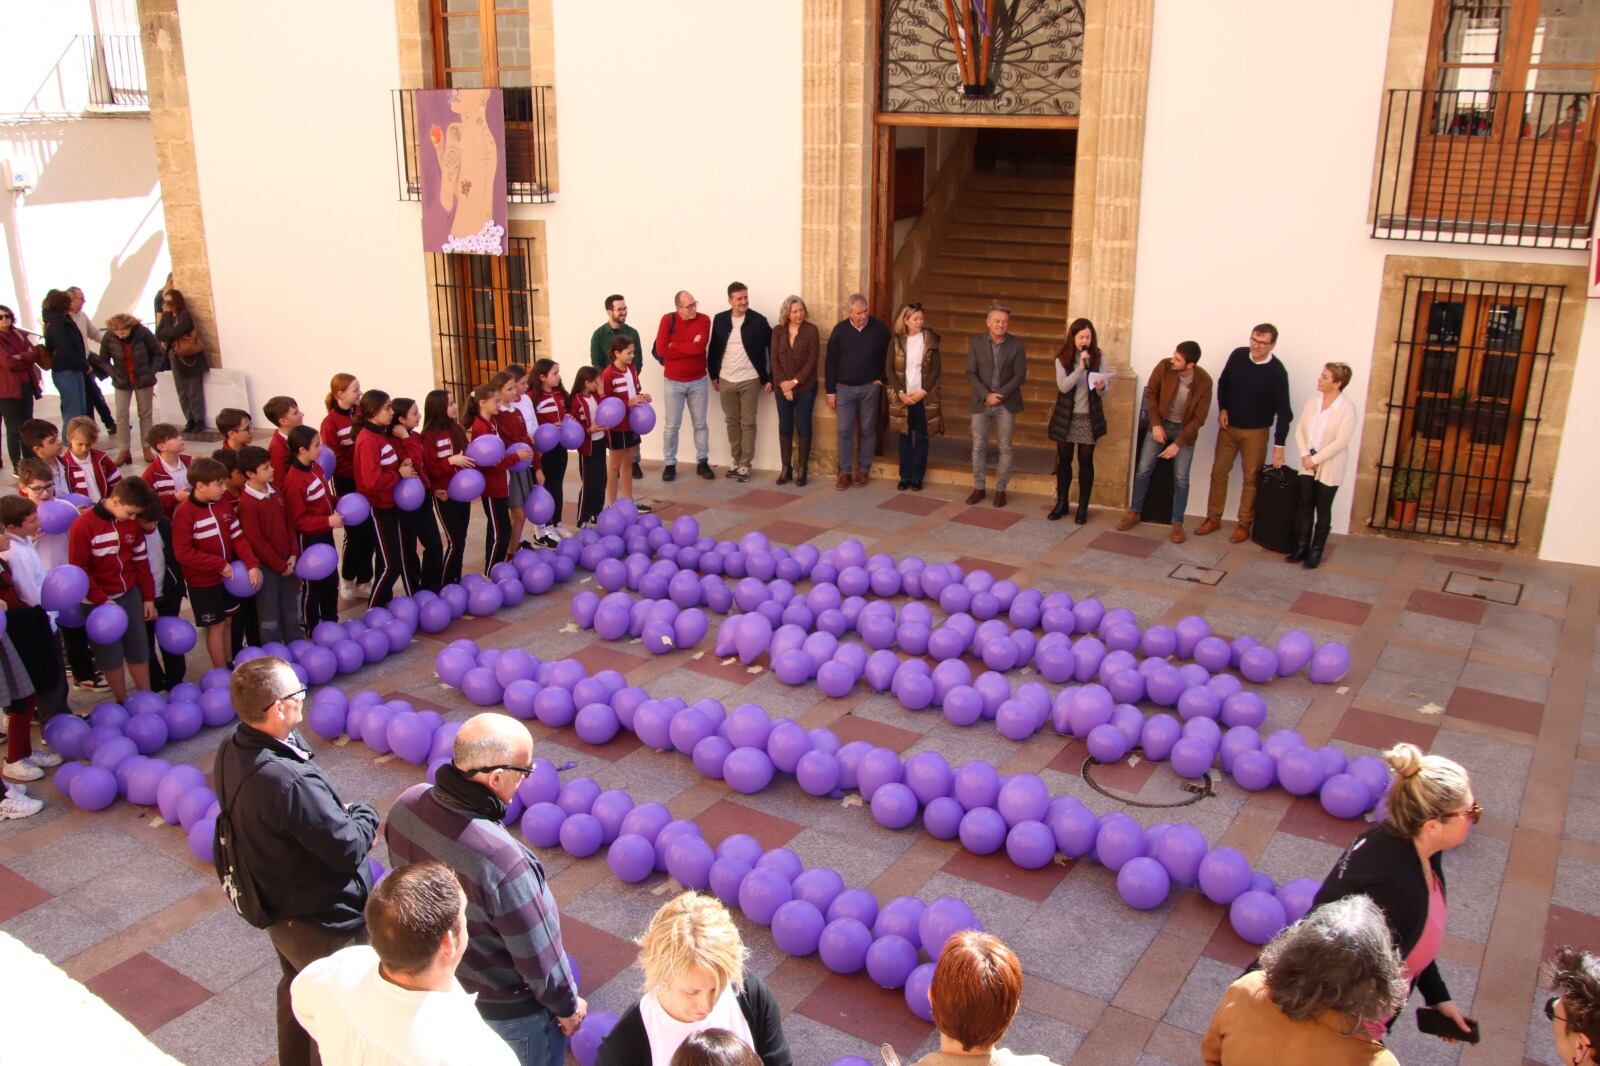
[{"x1": 1195, "y1": 323, "x2": 1293, "y2": 543}]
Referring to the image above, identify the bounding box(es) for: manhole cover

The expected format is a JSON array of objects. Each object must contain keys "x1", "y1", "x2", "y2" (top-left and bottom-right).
[
  {"x1": 1443, "y1": 570, "x2": 1522, "y2": 606},
  {"x1": 1170, "y1": 563, "x2": 1225, "y2": 586},
  {"x1": 1081, "y1": 756, "x2": 1213, "y2": 809}
]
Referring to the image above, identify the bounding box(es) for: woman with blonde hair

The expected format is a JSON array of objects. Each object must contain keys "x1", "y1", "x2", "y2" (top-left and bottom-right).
[
  {"x1": 769, "y1": 295, "x2": 818, "y2": 486},
  {"x1": 1286, "y1": 361, "x2": 1358, "y2": 569},
  {"x1": 597, "y1": 892, "x2": 790, "y2": 1066},
  {"x1": 1311, "y1": 743, "x2": 1479, "y2": 1044},
  {"x1": 886, "y1": 302, "x2": 942, "y2": 492}
]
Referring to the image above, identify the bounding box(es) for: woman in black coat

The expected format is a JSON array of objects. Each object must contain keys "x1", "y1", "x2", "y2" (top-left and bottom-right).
[
  {"x1": 155, "y1": 288, "x2": 207, "y2": 432},
  {"x1": 597, "y1": 892, "x2": 790, "y2": 1066},
  {"x1": 1047, "y1": 316, "x2": 1109, "y2": 523},
  {"x1": 1311, "y1": 742, "x2": 1479, "y2": 1044},
  {"x1": 41, "y1": 288, "x2": 90, "y2": 424}
]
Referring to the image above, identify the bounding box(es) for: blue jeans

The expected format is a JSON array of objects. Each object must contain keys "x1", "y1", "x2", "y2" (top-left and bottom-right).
[
  {"x1": 834, "y1": 381, "x2": 880, "y2": 473},
  {"x1": 898, "y1": 402, "x2": 929, "y2": 483},
  {"x1": 1130, "y1": 418, "x2": 1195, "y2": 517},
  {"x1": 775, "y1": 385, "x2": 817, "y2": 439},
  {"x1": 52, "y1": 369, "x2": 89, "y2": 425},
  {"x1": 485, "y1": 1010, "x2": 566, "y2": 1066},
  {"x1": 663, "y1": 374, "x2": 710, "y2": 465}
]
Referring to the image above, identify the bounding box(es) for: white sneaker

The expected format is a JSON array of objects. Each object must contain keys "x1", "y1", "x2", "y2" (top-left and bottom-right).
[
  {"x1": 3, "y1": 758, "x2": 43, "y2": 782},
  {"x1": 340, "y1": 580, "x2": 356, "y2": 599},
  {"x1": 0, "y1": 793, "x2": 43, "y2": 820},
  {"x1": 28, "y1": 750, "x2": 61, "y2": 768},
  {"x1": 6, "y1": 782, "x2": 28, "y2": 797}
]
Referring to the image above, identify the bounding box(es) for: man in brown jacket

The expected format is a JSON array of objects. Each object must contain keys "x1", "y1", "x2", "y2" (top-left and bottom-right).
[{"x1": 1117, "y1": 341, "x2": 1211, "y2": 542}]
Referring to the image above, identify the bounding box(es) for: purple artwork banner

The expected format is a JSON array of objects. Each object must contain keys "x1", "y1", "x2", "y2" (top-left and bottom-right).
[{"x1": 417, "y1": 87, "x2": 509, "y2": 255}]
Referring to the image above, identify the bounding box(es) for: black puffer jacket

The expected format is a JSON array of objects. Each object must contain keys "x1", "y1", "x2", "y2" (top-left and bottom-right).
[
  {"x1": 101, "y1": 324, "x2": 164, "y2": 390},
  {"x1": 213, "y1": 722, "x2": 377, "y2": 933},
  {"x1": 43, "y1": 311, "x2": 88, "y2": 374}
]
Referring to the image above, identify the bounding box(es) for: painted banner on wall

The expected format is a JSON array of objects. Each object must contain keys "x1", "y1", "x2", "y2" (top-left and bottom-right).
[{"x1": 418, "y1": 88, "x2": 508, "y2": 255}]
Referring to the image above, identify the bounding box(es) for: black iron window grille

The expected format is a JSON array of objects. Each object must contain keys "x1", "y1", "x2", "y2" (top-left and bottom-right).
[
  {"x1": 429, "y1": 235, "x2": 539, "y2": 401},
  {"x1": 1372, "y1": 89, "x2": 1599, "y2": 246},
  {"x1": 1368, "y1": 275, "x2": 1561, "y2": 547},
  {"x1": 392, "y1": 87, "x2": 552, "y2": 203}
]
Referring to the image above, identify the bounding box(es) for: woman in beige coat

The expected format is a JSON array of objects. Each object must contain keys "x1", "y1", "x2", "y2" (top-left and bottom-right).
[
  {"x1": 886, "y1": 303, "x2": 942, "y2": 491},
  {"x1": 1287, "y1": 361, "x2": 1358, "y2": 569}
]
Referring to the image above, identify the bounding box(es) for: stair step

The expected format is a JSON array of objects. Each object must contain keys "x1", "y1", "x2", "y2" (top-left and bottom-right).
[
  {"x1": 962, "y1": 191, "x2": 1075, "y2": 211},
  {"x1": 930, "y1": 256, "x2": 1069, "y2": 283},
  {"x1": 926, "y1": 272, "x2": 1067, "y2": 300},
  {"x1": 953, "y1": 205, "x2": 1073, "y2": 228},
  {"x1": 936, "y1": 310, "x2": 1067, "y2": 338},
  {"x1": 921, "y1": 292, "x2": 1066, "y2": 318},
  {"x1": 940, "y1": 238, "x2": 1067, "y2": 264},
  {"x1": 945, "y1": 222, "x2": 1072, "y2": 245},
  {"x1": 966, "y1": 172, "x2": 1076, "y2": 195}
]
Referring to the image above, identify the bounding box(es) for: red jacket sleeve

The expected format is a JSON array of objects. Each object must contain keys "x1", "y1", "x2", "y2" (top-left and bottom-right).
[
  {"x1": 664, "y1": 314, "x2": 709, "y2": 360},
  {"x1": 128, "y1": 524, "x2": 155, "y2": 601},
  {"x1": 354, "y1": 435, "x2": 398, "y2": 498},
  {"x1": 172, "y1": 504, "x2": 217, "y2": 580},
  {"x1": 239, "y1": 497, "x2": 289, "y2": 573},
  {"x1": 421, "y1": 431, "x2": 455, "y2": 488},
  {"x1": 223, "y1": 502, "x2": 260, "y2": 569},
  {"x1": 286, "y1": 473, "x2": 334, "y2": 536},
  {"x1": 66, "y1": 516, "x2": 101, "y2": 606}
]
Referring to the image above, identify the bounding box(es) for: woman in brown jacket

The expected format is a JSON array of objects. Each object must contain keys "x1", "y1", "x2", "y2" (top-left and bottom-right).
[
  {"x1": 770, "y1": 295, "x2": 819, "y2": 486},
  {"x1": 886, "y1": 303, "x2": 941, "y2": 491}
]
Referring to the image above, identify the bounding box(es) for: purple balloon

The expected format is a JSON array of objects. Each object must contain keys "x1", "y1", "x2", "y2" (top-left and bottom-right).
[
  {"x1": 1198, "y1": 847, "x2": 1253, "y2": 904},
  {"x1": 873, "y1": 897, "x2": 926, "y2": 951},
  {"x1": 1308, "y1": 642, "x2": 1353, "y2": 684},
  {"x1": 1220, "y1": 691, "x2": 1269, "y2": 730},
  {"x1": 738, "y1": 867, "x2": 793, "y2": 925},
  {"x1": 722, "y1": 747, "x2": 775, "y2": 794},
  {"x1": 595, "y1": 396, "x2": 626, "y2": 429},
  {"x1": 865, "y1": 934, "x2": 919, "y2": 990},
  {"x1": 952, "y1": 760, "x2": 1000, "y2": 811},
  {"x1": 1005, "y1": 820, "x2": 1057, "y2": 869},
  {"x1": 1118, "y1": 856, "x2": 1173, "y2": 909},
  {"x1": 1232, "y1": 750, "x2": 1277, "y2": 791},
  {"x1": 448, "y1": 467, "x2": 486, "y2": 502},
  {"x1": 819, "y1": 917, "x2": 873, "y2": 974},
  {"x1": 1320, "y1": 773, "x2": 1371, "y2": 819},
  {"x1": 796, "y1": 751, "x2": 840, "y2": 796},
  {"x1": 1276, "y1": 877, "x2": 1321, "y2": 924},
  {"x1": 871, "y1": 783, "x2": 919, "y2": 829},
  {"x1": 905, "y1": 962, "x2": 936, "y2": 1021},
  {"x1": 771, "y1": 900, "x2": 827, "y2": 956},
  {"x1": 1170, "y1": 737, "x2": 1215, "y2": 779},
  {"x1": 40, "y1": 565, "x2": 90, "y2": 613},
  {"x1": 631, "y1": 403, "x2": 657, "y2": 434},
  {"x1": 917, "y1": 898, "x2": 981, "y2": 960},
  {"x1": 1140, "y1": 714, "x2": 1182, "y2": 761},
  {"x1": 1095, "y1": 813, "x2": 1148, "y2": 871},
  {"x1": 958, "y1": 807, "x2": 1008, "y2": 855},
  {"x1": 608, "y1": 834, "x2": 656, "y2": 883},
  {"x1": 1276, "y1": 747, "x2": 1327, "y2": 796},
  {"x1": 1229, "y1": 889, "x2": 1288, "y2": 945},
  {"x1": 1239, "y1": 645, "x2": 1280, "y2": 684},
  {"x1": 394, "y1": 477, "x2": 427, "y2": 512}
]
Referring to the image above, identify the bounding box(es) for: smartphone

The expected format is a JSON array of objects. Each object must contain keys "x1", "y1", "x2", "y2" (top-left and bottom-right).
[{"x1": 1416, "y1": 1006, "x2": 1481, "y2": 1044}]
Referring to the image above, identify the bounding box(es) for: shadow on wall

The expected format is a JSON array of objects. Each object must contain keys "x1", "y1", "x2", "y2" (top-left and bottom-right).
[
  {"x1": 13, "y1": 120, "x2": 158, "y2": 207},
  {"x1": 90, "y1": 227, "x2": 166, "y2": 326}
]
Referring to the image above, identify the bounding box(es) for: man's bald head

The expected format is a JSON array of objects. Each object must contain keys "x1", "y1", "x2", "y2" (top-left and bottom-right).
[{"x1": 453, "y1": 713, "x2": 533, "y2": 772}]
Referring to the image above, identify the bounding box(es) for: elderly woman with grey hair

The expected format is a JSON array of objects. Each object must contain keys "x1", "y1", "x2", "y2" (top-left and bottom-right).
[{"x1": 1201, "y1": 895, "x2": 1407, "y2": 1065}]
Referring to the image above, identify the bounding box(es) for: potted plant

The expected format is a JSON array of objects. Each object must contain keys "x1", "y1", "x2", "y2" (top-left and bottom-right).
[{"x1": 1390, "y1": 437, "x2": 1433, "y2": 523}]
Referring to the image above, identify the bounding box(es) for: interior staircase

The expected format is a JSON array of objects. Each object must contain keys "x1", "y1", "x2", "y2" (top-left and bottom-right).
[{"x1": 922, "y1": 166, "x2": 1073, "y2": 468}]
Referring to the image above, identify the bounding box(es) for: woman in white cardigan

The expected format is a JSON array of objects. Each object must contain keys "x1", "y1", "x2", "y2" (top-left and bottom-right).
[{"x1": 1287, "y1": 362, "x2": 1358, "y2": 569}]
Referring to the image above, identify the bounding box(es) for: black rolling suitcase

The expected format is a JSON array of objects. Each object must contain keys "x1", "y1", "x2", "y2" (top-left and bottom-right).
[{"x1": 1250, "y1": 465, "x2": 1298, "y2": 552}]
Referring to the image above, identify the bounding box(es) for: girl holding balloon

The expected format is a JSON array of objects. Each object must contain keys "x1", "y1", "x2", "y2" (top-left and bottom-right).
[
  {"x1": 282, "y1": 426, "x2": 343, "y2": 632},
  {"x1": 568, "y1": 366, "x2": 607, "y2": 529},
  {"x1": 388, "y1": 397, "x2": 443, "y2": 593},
  {"x1": 464, "y1": 382, "x2": 517, "y2": 570},
  {"x1": 530, "y1": 358, "x2": 571, "y2": 540},
  {"x1": 351, "y1": 389, "x2": 415, "y2": 608},
  {"x1": 492, "y1": 370, "x2": 545, "y2": 551},
  {"x1": 321, "y1": 372, "x2": 374, "y2": 598},
  {"x1": 601, "y1": 334, "x2": 650, "y2": 506},
  {"x1": 420, "y1": 390, "x2": 474, "y2": 587}
]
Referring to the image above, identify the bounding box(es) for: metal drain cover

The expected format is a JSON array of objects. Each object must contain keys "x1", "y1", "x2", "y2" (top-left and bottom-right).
[
  {"x1": 1081, "y1": 756, "x2": 1213, "y2": 809},
  {"x1": 1170, "y1": 563, "x2": 1225, "y2": 586},
  {"x1": 1443, "y1": 570, "x2": 1522, "y2": 606}
]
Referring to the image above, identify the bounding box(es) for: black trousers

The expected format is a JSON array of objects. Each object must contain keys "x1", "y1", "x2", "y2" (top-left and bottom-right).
[
  {"x1": 481, "y1": 495, "x2": 511, "y2": 573},
  {"x1": 266, "y1": 920, "x2": 365, "y2": 1066},
  {"x1": 541, "y1": 447, "x2": 568, "y2": 528},
  {"x1": 0, "y1": 395, "x2": 32, "y2": 467},
  {"x1": 1293, "y1": 474, "x2": 1338, "y2": 546},
  {"x1": 333, "y1": 475, "x2": 375, "y2": 584},
  {"x1": 897, "y1": 403, "x2": 930, "y2": 484},
  {"x1": 575, "y1": 442, "x2": 607, "y2": 527},
  {"x1": 434, "y1": 498, "x2": 471, "y2": 587},
  {"x1": 299, "y1": 532, "x2": 339, "y2": 630},
  {"x1": 400, "y1": 504, "x2": 443, "y2": 593},
  {"x1": 1055, "y1": 441, "x2": 1096, "y2": 503},
  {"x1": 232, "y1": 596, "x2": 260, "y2": 657},
  {"x1": 9, "y1": 605, "x2": 67, "y2": 717},
  {"x1": 61, "y1": 625, "x2": 95, "y2": 683},
  {"x1": 368, "y1": 506, "x2": 408, "y2": 608}
]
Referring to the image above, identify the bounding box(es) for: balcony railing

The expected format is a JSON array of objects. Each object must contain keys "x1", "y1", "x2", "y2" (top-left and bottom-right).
[
  {"x1": 391, "y1": 86, "x2": 553, "y2": 204},
  {"x1": 83, "y1": 35, "x2": 147, "y2": 112},
  {"x1": 1372, "y1": 89, "x2": 1599, "y2": 247}
]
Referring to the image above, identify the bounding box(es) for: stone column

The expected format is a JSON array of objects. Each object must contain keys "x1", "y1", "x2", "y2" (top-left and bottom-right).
[
  {"x1": 1067, "y1": 0, "x2": 1155, "y2": 508},
  {"x1": 802, "y1": 0, "x2": 874, "y2": 477},
  {"x1": 137, "y1": 0, "x2": 221, "y2": 365}
]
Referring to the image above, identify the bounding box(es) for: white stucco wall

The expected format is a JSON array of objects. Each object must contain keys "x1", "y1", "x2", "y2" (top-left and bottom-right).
[
  {"x1": 176, "y1": 0, "x2": 429, "y2": 417},
  {"x1": 1131, "y1": 0, "x2": 1598, "y2": 564},
  {"x1": 542, "y1": 0, "x2": 803, "y2": 469}
]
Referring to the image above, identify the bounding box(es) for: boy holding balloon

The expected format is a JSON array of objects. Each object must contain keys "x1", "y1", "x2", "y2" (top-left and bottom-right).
[
  {"x1": 65, "y1": 477, "x2": 157, "y2": 703},
  {"x1": 236, "y1": 444, "x2": 302, "y2": 645},
  {"x1": 173, "y1": 456, "x2": 262, "y2": 669}
]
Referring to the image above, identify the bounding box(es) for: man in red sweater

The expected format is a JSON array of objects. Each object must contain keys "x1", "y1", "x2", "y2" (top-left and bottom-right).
[
  {"x1": 652, "y1": 290, "x2": 715, "y2": 483},
  {"x1": 66, "y1": 478, "x2": 157, "y2": 702},
  {"x1": 236, "y1": 445, "x2": 301, "y2": 645},
  {"x1": 173, "y1": 456, "x2": 262, "y2": 669}
]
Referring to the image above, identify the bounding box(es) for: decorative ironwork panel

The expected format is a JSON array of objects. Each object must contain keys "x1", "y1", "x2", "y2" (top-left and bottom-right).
[{"x1": 880, "y1": 0, "x2": 1085, "y2": 116}]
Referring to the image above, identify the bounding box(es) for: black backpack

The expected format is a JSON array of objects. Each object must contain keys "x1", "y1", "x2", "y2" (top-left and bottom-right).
[
  {"x1": 650, "y1": 313, "x2": 675, "y2": 367},
  {"x1": 213, "y1": 746, "x2": 275, "y2": 929}
]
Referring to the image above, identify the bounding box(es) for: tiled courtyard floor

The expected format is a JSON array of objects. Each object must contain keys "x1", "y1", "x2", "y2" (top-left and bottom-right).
[{"x1": 1, "y1": 464, "x2": 1595, "y2": 1065}]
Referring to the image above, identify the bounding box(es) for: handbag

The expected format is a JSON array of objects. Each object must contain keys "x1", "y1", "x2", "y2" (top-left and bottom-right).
[
  {"x1": 28, "y1": 342, "x2": 51, "y2": 370},
  {"x1": 170, "y1": 330, "x2": 204, "y2": 368},
  {"x1": 1251, "y1": 464, "x2": 1300, "y2": 553}
]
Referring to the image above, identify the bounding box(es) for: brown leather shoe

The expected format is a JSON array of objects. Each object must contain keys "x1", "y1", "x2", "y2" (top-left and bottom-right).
[
  {"x1": 993, "y1": 490, "x2": 1007, "y2": 508},
  {"x1": 1115, "y1": 510, "x2": 1140, "y2": 532},
  {"x1": 1194, "y1": 517, "x2": 1221, "y2": 536},
  {"x1": 853, "y1": 471, "x2": 868, "y2": 487},
  {"x1": 1170, "y1": 523, "x2": 1186, "y2": 544},
  {"x1": 142, "y1": 447, "x2": 155, "y2": 464},
  {"x1": 835, "y1": 472, "x2": 850, "y2": 490},
  {"x1": 1229, "y1": 523, "x2": 1251, "y2": 544},
  {"x1": 113, "y1": 449, "x2": 132, "y2": 467},
  {"x1": 965, "y1": 489, "x2": 986, "y2": 505}
]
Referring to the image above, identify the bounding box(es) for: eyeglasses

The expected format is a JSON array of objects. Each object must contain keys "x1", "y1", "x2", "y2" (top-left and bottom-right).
[
  {"x1": 1546, "y1": 995, "x2": 1562, "y2": 1022},
  {"x1": 1441, "y1": 801, "x2": 1483, "y2": 825},
  {"x1": 260, "y1": 687, "x2": 307, "y2": 717},
  {"x1": 0, "y1": 314, "x2": 13, "y2": 321},
  {"x1": 467, "y1": 763, "x2": 533, "y2": 779}
]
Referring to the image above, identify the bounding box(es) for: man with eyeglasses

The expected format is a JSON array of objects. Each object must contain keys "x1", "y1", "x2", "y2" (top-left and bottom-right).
[
  {"x1": 652, "y1": 290, "x2": 716, "y2": 482},
  {"x1": 1548, "y1": 947, "x2": 1600, "y2": 1066},
  {"x1": 385, "y1": 712, "x2": 586, "y2": 1066},
  {"x1": 213, "y1": 655, "x2": 380, "y2": 1066},
  {"x1": 590, "y1": 294, "x2": 645, "y2": 481},
  {"x1": 1195, "y1": 323, "x2": 1293, "y2": 544}
]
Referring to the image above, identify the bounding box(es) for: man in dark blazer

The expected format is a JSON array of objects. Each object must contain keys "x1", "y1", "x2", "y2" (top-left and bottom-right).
[
  {"x1": 707, "y1": 282, "x2": 772, "y2": 483},
  {"x1": 965, "y1": 303, "x2": 1027, "y2": 507}
]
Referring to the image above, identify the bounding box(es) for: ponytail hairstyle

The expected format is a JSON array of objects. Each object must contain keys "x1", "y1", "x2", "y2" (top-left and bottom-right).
[
  {"x1": 571, "y1": 365, "x2": 600, "y2": 400},
  {"x1": 286, "y1": 425, "x2": 319, "y2": 468},
  {"x1": 352, "y1": 389, "x2": 390, "y2": 432},
  {"x1": 463, "y1": 382, "x2": 498, "y2": 432},
  {"x1": 423, "y1": 389, "x2": 468, "y2": 452},
  {"x1": 1381, "y1": 743, "x2": 1472, "y2": 839},
  {"x1": 390, "y1": 396, "x2": 417, "y2": 436},
  {"x1": 326, "y1": 372, "x2": 358, "y2": 412},
  {"x1": 1058, "y1": 317, "x2": 1102, "y2": 374}
]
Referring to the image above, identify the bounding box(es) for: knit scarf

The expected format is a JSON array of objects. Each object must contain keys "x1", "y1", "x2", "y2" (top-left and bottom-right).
[{"x1": 431, "y1": 763, "x2": 507, "y2": 822}]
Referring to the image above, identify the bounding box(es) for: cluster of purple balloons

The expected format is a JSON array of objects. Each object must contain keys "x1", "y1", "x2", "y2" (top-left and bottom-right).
[{"x1": 570, "y1": 592, "x2": 710, "y2": 655}]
